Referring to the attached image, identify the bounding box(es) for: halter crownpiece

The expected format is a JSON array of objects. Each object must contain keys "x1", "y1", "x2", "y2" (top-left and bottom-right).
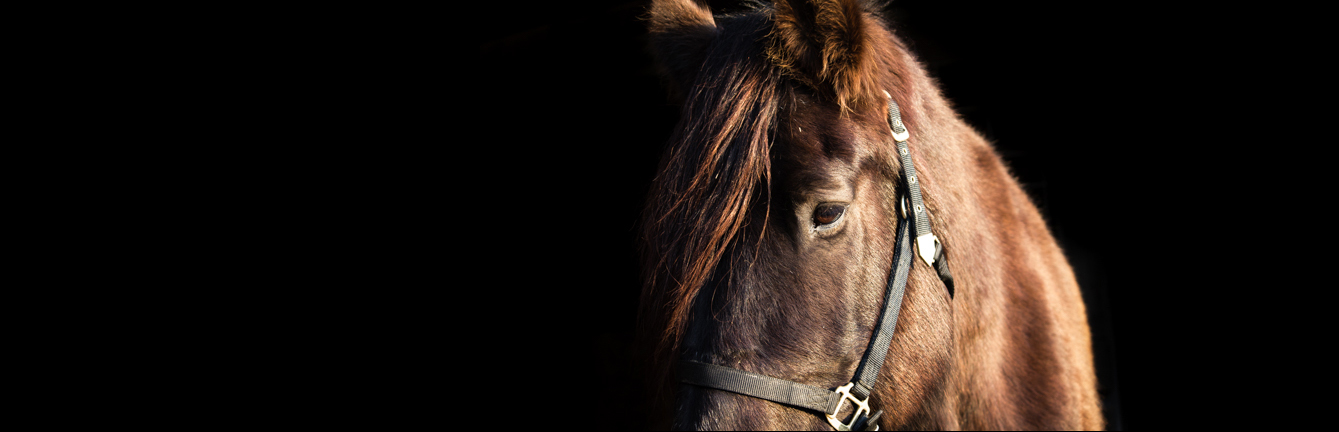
[
  {"x1": 883, "y1": 90, "x2": 936, "y2": 268},
  {"x1": 883, "y1": 90, "x2": 910, "y2": 142},
  {"x1": 885, "y1": 92, "x2": 955, "y2": 297}
]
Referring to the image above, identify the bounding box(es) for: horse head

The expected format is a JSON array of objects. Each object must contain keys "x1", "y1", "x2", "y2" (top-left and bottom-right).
[{"x1": 639, "y1": 1, "x2": 1102, "y2": 430}]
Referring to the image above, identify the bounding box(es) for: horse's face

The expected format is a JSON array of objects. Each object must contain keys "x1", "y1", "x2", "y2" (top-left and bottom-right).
[
  {"x1": 644, "y1": 2, "x2": 1106, "y2": 429},
  {"x1": 675, "y1": 92, "x2": 907, "y2": 430},
  {"x1": 643, "y1": 1, "x2": 956, "y2": 429}
]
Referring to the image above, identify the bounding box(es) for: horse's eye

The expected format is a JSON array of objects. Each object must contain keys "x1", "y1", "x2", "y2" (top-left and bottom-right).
[{"x1": 813, "y1": 203, "x2": 847, "y2": 227}]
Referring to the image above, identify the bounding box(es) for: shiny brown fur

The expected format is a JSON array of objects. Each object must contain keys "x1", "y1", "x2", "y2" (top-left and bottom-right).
[{"x1": 639, "y1": 0, "x2": 1101, "y2": 429}]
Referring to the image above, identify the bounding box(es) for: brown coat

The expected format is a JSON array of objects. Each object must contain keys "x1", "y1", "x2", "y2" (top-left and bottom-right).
[{"x1": 639, "y1": 1, "x2": 1102, "y2": 429}]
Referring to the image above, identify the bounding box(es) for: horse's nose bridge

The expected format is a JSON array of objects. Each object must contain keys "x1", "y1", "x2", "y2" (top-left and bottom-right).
[
  {"x1": 682, "y1": 272, "x2": 867, "y2": 367},
  {"x1": 681, "y1": 269, "x2": 772, "y2": 354}
]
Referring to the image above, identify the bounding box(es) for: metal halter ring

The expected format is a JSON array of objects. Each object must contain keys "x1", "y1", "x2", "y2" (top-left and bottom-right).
[{"x1": 826, "y1": 383, "x2": 875, "y2": 431}]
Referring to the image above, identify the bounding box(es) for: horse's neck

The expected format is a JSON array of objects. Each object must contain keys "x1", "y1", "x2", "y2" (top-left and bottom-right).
[{"x1": 907, "y1": 70, "x2": 1101, "y2": 428}]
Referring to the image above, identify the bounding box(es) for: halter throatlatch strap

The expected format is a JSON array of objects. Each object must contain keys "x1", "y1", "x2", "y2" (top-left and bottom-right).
[{"x1": 676, "y1": 94, "x2": 956, "y2": 431}]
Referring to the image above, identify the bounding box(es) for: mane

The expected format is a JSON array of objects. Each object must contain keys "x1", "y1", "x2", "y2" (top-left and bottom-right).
[
  {"x1": 639, "y1": 9, "x2": 779, "y2": 412},
  {"x1": 639, "y1": 7, "x2": 778, "y2": 368},
  {"x1": 639, "y1": 0, "x2": 918, "y2": 417}
]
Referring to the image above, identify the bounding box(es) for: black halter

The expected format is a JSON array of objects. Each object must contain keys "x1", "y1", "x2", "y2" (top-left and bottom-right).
[{"x1": 678, "y1": 96, "x2": 954, "y2": 431}]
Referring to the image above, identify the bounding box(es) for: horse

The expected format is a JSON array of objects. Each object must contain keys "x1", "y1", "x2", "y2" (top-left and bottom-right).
[{"x1": 636, "y1": 0, "x2": 1103, "y2": 429}]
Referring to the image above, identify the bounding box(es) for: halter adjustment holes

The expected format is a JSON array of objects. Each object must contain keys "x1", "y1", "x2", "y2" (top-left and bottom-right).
[{"x1": 812, "y1": 203, "x2": 848, "y2": 235}]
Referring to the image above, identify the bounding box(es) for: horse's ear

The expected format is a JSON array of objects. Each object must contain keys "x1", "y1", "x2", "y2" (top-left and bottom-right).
[
  {"x1": 646, "y1": 0, "x2": 717, "y2": 98},
  {"x1": 768, "y1": 0, "x2": 878, "y2": 111}
]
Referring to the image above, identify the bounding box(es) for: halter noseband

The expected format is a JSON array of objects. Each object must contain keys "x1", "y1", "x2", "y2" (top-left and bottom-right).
[{"x1": 678, "y1": 94, "x2": 954, "y2": 431}]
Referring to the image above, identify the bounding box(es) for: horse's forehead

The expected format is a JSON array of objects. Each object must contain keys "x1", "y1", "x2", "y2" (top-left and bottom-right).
[{"x1": 778, "y1": 99, "x2": 885, "y2": 180}]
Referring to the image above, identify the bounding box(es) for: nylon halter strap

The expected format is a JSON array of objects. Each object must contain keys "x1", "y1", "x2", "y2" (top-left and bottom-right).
[{"x1": 677, "y1": 95, "x2": 954, "y2": 431}]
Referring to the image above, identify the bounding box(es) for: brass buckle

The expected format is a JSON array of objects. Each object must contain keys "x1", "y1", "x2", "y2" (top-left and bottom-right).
[{"x1": 826, "y1": 383, "x2": 876, "y2": 431}]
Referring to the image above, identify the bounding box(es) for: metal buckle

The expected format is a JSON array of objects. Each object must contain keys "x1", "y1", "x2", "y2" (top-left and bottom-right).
[{"x1": 826, "y1": 383, "x2": 876, "y2": 431}]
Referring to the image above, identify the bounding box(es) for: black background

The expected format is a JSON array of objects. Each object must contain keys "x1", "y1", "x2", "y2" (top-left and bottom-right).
[{"x1": 446, "y1": 1, "x2": 1245, "y2": 429}]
